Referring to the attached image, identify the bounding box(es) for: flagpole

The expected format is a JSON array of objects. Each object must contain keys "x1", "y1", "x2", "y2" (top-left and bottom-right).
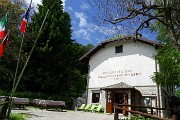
[
  {"x1": 12, "y1": 34, "x2": 25, "y2": 92},
  {"x1": 11, "y1": 0, "x2": 32, "y2": 90},
  {"x1": 14, "y1": 9, "x2": 49, "y2": 94},
  {"x1": 6, "y1": 33, "x2": 25, "y2": 118},
  {"x1": 7, "y1": 0, "x2": 33, "y2": 118},
  {"x1": 7, "y1": 9, "x2": 49, "y2": 119}
]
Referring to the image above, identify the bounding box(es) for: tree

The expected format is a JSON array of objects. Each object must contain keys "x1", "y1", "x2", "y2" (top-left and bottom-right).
[
  {"x1": 0, "y1": 0, "x2": 89, "y2": 100},
  {"x1": 24, "y1": 0, "x2": 71, "y2": 93},
  {"x1": 22, "y1": 0, "x2": 88, "y2": 98},
  {"x1": 0, "y1": 0, "x2": 26, "y2": 92},
  {"x1": 149, "y1": 20, "x2": 180, "y2": 86},
  {"x1": 151, "y1": 44, "x2": 180, "y2": 85}
]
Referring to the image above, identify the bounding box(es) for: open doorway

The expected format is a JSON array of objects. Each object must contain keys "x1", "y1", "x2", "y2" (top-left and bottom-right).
[
  {"x1": 106, "y1": 90, "x2": 129, "y2": 114},
  {"x1": 114, "y1": 90, "x2": 128, "y2": 114}
]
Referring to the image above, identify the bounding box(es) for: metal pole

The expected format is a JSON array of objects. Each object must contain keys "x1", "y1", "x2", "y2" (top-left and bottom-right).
[
  {"x1": 7, "y1": 9, "x2": 49, "y2": 119},
  {"x1": 7, "y1": 1, "x2": 33, "y2": 118}
]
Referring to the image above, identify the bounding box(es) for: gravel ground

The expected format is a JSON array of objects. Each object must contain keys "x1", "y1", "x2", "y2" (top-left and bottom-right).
[{"x1": 12, "y1": 108, "x2": 128, "y2": 120}]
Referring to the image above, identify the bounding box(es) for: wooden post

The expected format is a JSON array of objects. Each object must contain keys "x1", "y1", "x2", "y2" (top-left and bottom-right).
[
  {"x1": 172, "y1": 114, "x2": 177, "y2": 120},
  {"x1": 114, "y1": 106, "x2": 118, "y2": 120},
  {"x1": 172, "y1": 110, "x2": 177, "y2": 120},
  {"x1": 151, "y1": 108, "x2": 153, "y2": 115},
  {"x1": 0, "y1": 97, "x2": 9, "y2": 119}
]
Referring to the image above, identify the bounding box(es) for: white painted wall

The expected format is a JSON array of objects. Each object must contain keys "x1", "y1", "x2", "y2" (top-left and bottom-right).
[{"x1": 89, "y1": 40, "x2": 157, "y2": 88}]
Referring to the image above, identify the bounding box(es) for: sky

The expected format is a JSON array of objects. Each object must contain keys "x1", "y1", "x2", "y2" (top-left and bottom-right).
[
  {"x1": 26, "y1": 0, "x2": 156, "y2": 46},
  {"x1": 65, "y1": 0, "x2": 108, "y2": 45}
]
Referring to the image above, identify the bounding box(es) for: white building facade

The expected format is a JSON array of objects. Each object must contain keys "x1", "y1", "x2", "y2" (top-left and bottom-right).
[{"x1": 80, "y1": 35, "x2": 174, "y2": 117}]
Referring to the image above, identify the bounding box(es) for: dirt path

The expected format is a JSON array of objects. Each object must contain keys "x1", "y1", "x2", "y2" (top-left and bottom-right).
[{"x1": 12, "y1": 108, "x2": 127, "y2": 120}]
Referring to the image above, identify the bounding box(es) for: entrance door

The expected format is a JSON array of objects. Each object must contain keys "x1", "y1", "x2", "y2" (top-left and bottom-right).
[
  {"x1": 114, "y1": 91, "x2": 128, "y2": 115},
  {"x1": 106, "y1": 90, "x2": 113, "y2": 113}
]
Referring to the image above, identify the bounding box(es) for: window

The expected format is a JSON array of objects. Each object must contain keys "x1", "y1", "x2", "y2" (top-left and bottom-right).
[
  {"x1": 115, "y1": 45, "x2": 123, "y2": 53},
  {"x1": 145, "y1": 97, "x2": 152, "y2": 106},
  {"x1": 92, "y1": 93, "x2": 100, "y2": 103}
]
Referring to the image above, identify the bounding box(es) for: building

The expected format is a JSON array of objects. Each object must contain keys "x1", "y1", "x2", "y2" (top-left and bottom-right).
[{"x1": 80, "y1": 35, "x2": 175, "y2": 117}]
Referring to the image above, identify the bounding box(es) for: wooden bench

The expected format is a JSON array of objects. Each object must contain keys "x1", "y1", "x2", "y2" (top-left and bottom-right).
[
  {"x1": 32, "y1": 99, "x2": 41, "y2": 106},
  {"x1": 38, "y1": 100, "x2": 65, "y2": 110},
  {"x1": 13, "y1": 97, "x2": 29, "y2": 109},
  {"x1": 47, "y1": 101, "x2": 65, "y2": 110},
  {"x1": 39, "y1": 100, "x2": 53, "y2": 109}
]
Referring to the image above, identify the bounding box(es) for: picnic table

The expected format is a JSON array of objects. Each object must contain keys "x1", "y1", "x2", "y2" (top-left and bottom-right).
[
  {"x1": 38, "y1": 100, "x2": 65, "y2": 110},
  {"x1": 13, "y1": 97, "x2": 29, "y2": 109}
]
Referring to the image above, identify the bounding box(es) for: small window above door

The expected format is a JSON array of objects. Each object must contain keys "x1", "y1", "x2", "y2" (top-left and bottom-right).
[{"x1": 115, "y1": 45, "x2": 123, "y2": 53}]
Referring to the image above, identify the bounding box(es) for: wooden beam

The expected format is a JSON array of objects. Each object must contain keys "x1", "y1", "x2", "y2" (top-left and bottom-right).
[{"x1": 115, "y1": 106, "x2": 171, "y2": 120}]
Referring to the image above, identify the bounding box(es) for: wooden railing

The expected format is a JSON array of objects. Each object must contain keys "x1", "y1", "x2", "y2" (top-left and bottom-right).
[{"x1": 114, "y1": 104, "x2": 180, "y2": 120}]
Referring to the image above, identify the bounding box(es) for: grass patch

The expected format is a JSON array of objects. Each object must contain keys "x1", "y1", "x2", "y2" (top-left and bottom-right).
[
  {"x1": 119, "y1": 115, "x2": 154, "y2": 120},
  {"x1": 10, "y1": 113, "x2": 30, "y2": 120}
]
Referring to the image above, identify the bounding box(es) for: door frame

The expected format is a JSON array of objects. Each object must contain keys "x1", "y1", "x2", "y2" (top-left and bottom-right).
[
  {"x1": 105, "y1": 89, "x2": 130, "y2": 114},
  {"x1": 106, "y1": 90, "x2": 114, "y2": 113}
]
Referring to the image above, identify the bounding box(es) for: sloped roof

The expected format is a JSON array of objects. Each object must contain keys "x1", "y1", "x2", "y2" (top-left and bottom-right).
[
  {"x1": 101, "y1": 82, "x2": 133, "y2": 90},
  {"x1": 80, "y1": 35, "x2": 159, "y2": 63}
]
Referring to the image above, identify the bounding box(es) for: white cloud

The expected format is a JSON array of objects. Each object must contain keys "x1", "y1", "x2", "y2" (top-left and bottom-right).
[
  {"x1": 74, "y1": 29, "x2": 90, "y2": 40},
  {"x1": 25, "y1": 0, "x2": 42, "y2": 6},
  {"x1": 73, "y1": 14, "x2": 124, "y2": 41},
  {"x1": 75, "y1": 29, "x2": 87, "y2": 36},
  {"x1": 100, "y1": 25, "x2": 124, "y2": 35},
  {"x1": 61, "y1": 0, "x2": 66, "y2": 9},
  {"x1": 73, "y1": 9, "x2": 125, "y2": 43},
  {"x1": 32, "y1": 0, "x2": 42, "y2": 5},
  {"x1": 67, "y1": 6, "x2": 73, "y2": 11},
  {"x1": 26, "y1": 0, "x2": 66, "y2": 9},
  {"x1": 75, "y1": 12, "x2": 87, "y2": 28},
  {"x1": 81, "y1": 2, "x2": 90, "y2": 10},
  {"x1": 90, "y1": 24, "x2": 127, "y2": 37}
]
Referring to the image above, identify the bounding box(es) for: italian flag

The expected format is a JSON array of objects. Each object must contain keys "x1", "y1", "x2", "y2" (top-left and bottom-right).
[
  {"x1": 0, "y1": 14, "x2": 7, "y2": 40},
  {"x1": 0, "y1": 31, "x2": 10, "y2": 57}
]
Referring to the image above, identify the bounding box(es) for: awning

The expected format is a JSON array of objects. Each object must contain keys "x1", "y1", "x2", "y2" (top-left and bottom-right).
[{"x1": 101, "y1": 82, "x2": 133, "y2": 90}]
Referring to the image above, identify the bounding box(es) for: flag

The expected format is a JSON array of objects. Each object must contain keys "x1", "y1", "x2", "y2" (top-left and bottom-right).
[
  {"x1": 0, "y1": 14, "x2": 8, "y2": 40},
  {"x1": 19, "y1": 7, "x2": 30, "y2": 33},
  {"x1": 0, "y1": 31, "x2": 10, "y2": 57}
]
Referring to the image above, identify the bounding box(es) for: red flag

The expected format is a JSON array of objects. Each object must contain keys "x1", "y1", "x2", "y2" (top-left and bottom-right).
[
  {"x1": 19, "y1": 8, "x2": 30, "y2": 33},
  {"x1": 0, "y1": 31, "x2": 10, "y2": 57}
]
